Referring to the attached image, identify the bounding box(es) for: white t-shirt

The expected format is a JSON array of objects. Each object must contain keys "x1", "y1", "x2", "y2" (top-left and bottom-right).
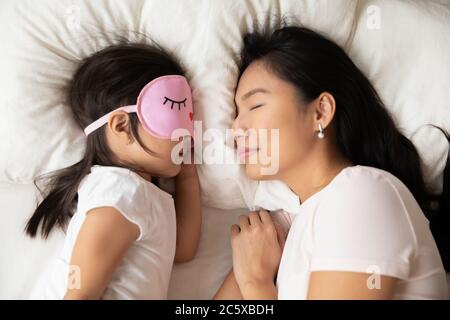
[
  {"x1": 259, "y1": 165, "x2": 447, "y2": 299},
  {"x1": 32, "y1": 165, "x2": 176, "y2": 299}
]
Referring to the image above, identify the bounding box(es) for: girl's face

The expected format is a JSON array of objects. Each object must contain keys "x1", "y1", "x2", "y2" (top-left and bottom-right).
[
  {"x1": 106, "y1": 113, "x2": 183, "y2": 179},
  {"x1": 233, "y1": 60, "x2": 319, "y2": 181},
  {"x1": 131, "y1": 124, "x2": 183, "y2": 178}
]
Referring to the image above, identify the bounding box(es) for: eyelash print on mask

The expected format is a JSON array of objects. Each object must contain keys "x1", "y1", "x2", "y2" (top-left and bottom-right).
[{"x1": 163, "y1": 96, "x2": 187, "y2": 110}]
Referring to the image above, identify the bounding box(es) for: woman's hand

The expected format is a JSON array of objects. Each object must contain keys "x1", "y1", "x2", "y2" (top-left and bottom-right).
[{"x1": 230, "y1": 210, "x2": 282, "y2": 299}]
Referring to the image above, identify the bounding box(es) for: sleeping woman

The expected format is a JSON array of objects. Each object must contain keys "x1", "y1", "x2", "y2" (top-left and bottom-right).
[{"x1": 214, "y1": 26, "x2": 449, "y2": 300}]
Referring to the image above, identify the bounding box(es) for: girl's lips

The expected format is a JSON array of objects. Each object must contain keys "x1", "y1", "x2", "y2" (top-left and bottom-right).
[{"x1": 239, "y1": 148, "x2": 259, "y2": 159}]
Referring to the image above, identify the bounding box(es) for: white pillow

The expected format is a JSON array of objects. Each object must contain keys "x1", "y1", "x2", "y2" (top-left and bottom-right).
[
  {"x1": 347, "y1": 0, "x2": 450, "y2": 194},
  {"x1": 0, "y1": 0, "x2": 448, "y2": 211},
  {"x1": 0, "y1": 0, "x2": 358, "y2": 208}
]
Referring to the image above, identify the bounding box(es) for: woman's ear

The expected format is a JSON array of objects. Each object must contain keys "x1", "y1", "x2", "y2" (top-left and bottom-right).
[
  {"x1": 314, "y1": 92, "x2": 336, "y2": 131},
  {"x1": 107, "y1": 111, "x2": 133, "y2": 145}
]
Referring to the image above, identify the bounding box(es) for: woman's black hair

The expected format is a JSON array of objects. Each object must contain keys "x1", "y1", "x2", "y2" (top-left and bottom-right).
[
  {"x1": 25, "y1": 42, "x2": 185, "y2": 239},
  {"x1": 239, "y1": 26, "x2": 450, "y2": 270}
]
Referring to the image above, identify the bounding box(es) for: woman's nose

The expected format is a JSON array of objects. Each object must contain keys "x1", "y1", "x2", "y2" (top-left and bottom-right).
[
  {"x1": 232, "y1": 116, "x2": 247, "y2": 140},
  {"x1": 232, "y1": 110, "x2": 249, "y2": 131},
  {"x1": 231, "y1": 117, "x2": 239, "y2": 132}
]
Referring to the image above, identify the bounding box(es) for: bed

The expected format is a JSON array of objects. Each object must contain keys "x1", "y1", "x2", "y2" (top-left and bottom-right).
[{"x1": 1, "y1": 0, "x2": 449, "y2": 299}]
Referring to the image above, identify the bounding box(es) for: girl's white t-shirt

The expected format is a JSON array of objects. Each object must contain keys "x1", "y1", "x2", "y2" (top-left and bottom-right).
[
  {"x1": 271, "y1": 165, "x2": 447, "y2": 299},
  {"x1": 33, "y1": 165, "x2": 176, "y2": 300}
]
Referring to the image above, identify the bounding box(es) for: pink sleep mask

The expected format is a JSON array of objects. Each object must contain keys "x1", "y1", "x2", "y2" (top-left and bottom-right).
[{"x1": 84, "y1": 75, "x2": 194, "y2": 139}]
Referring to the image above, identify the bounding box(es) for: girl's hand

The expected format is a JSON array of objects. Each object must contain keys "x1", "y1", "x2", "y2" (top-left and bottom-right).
[
  {"x1": 176, "y1": 138, "x2": 196, "y2": 180},
  {"x1": 230, "y1": 210, "x2": 282, "y2": 298},
  {"x1": 176, "y1": 162, "x2": 197, "y2": 180},
  {"x1": 173, "y1": 138, "x2": 202, "y2": 263}
]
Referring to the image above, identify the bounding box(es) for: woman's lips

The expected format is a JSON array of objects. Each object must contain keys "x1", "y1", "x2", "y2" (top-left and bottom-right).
[{"x1": 239, "y1": 147, "x2": 259, "y2": 159}]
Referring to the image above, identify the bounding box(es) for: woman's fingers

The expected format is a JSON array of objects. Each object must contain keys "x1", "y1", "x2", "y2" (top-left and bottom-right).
[
  {"x1": 230, "y1": 224, "x2": 240, "y2": 239},
  {"x1": 239, "y1": 214, "x2": 250, "y2": 230},
  {"x1": 248, "y1": 212, "x2": 262, "y2": 226},
  {"x1": 258, "y1": 210, "x2": 273, "y2": 226},
  {"x1": 233, "y1": 210, "x2": 280, "y2": 239},
  {"x1": 273, "y1": 221, "x2": 287, "y2": 250}
]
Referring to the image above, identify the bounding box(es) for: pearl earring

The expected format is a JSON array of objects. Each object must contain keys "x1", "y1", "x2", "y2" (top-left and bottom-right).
[{"x1": 318, "y1": 123, "x2": 325, "y2": 139}]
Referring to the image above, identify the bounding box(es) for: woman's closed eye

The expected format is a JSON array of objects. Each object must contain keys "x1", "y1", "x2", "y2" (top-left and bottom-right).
[
  {"x1": 234, "y1": 104, "x2": 264, "y2": 118},
  {"x1": 163, "y1": 96, "x2": 187, "y2": 110},
  {"x1": 249, "y1": 104, "x2": 264, "y2": 111}
]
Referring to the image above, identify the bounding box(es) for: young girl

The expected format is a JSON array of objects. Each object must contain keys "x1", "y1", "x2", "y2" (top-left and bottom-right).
[{"x1": 26, "y1": 43, "x2": 202, "y2": 300}]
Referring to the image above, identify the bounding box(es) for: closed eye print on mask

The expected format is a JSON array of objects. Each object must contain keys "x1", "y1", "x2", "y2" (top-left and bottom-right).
[{"x1": 163, "y1": 96, "x2": 187, "y2": 110}]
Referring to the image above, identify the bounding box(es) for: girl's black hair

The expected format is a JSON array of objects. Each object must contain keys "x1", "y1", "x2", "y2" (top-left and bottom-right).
[
  {"x1": 239, "y1": 26, "x2": 450, "y2": 270},
  {"x1": 25, "y1": 42, "x2": 185, "y2": 239}
]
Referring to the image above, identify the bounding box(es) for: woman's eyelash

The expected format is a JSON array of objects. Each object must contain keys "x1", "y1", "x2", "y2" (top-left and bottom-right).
[
  {"x1": 250, "y1": 104, "x2": 263, "y2": 111},
  {"x1": 163, "y1": 97, "x2": 187, "y2": 110}
]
